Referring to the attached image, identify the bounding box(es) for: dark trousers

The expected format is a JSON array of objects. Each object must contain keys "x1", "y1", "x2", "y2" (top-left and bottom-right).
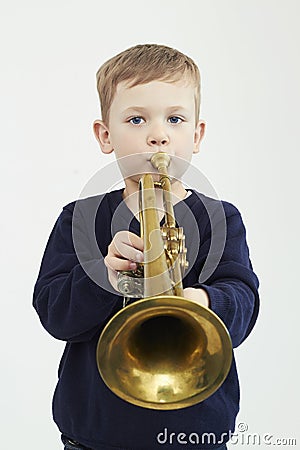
[
  {"x1": 61, "y1": 435, "x2": 92, "y2": 450},
  {"x1": 61, "y1": 434, "x2": 227, "y2": 450}
]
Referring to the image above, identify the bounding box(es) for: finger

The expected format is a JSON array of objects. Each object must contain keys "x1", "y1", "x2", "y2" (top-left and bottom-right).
[
  {"x1": 105, "y1": 255, "x2": 138, "y2": 272},
  {"x1": 110, "y1": 234, "x2": 144, "y2": 262},
  {"x1": 127, "y1": 232, "x2": 144, "y2": 251},
  {"x1": 111, "y1": 242, "x2": 143, "y2": 263},
  {"x1": 114, "y1": 231, "x2": 144, "y2": 251}
]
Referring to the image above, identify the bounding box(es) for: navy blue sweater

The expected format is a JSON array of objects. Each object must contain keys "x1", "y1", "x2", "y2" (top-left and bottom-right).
[{"x1": 33, "y1": 189, "x2": 259, "y2": 450}]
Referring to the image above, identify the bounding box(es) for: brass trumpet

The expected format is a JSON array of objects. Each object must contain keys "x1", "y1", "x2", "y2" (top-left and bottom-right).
[{"x1": 96, "y1": 152, "x2": 232, "y2": 410}]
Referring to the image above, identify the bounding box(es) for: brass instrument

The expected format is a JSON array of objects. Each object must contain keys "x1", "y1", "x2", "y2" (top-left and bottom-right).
[{"x1": 96, "y1": 152, "x2": 232, "y2": 410}]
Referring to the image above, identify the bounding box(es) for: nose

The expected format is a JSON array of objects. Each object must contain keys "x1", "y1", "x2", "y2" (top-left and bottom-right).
[{"x1": 147, "y1": 126, "x2": 169, "y2": 147}]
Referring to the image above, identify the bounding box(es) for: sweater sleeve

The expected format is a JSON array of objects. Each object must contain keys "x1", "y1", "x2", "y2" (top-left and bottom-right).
[
  {"x1": 191, "y1": 202, "x2": 259, "y2": 348},
  {"x1": 33, "y1": 204, "x2": 122, "y2": 343}
]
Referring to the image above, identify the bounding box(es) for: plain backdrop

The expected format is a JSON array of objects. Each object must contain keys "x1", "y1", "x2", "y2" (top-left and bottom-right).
[{"x1": 1, "y1": 0, "x2": 299, "y2": 448}]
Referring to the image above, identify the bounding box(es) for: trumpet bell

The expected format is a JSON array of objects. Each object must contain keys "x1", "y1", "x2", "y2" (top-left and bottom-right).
[{"x1": 96, "y1": 295, "x2": 232, "y2": 410}]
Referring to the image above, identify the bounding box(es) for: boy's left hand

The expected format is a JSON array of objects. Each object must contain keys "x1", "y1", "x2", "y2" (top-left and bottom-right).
[{"x1": 183, "y1": 287, "x2": 210, "y2": 308}]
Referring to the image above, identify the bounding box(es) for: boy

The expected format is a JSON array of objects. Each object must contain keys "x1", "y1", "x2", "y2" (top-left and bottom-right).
[{"x1": 33, "y1": 44, "x2": 259, "y2": 449}]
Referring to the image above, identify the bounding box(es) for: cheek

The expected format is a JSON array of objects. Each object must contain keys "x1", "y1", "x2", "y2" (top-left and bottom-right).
[
  {"x1": 174, "y1": 125, "x2": 195, "y2": 141},
  {"x1": 116, "y1": 153, "x2": 148, "y2": 179},
  {"x1": 175, "y1": 130, "x2": 196, "y2": 152},
  {"x1": 112, "y1": 128, "x2": 141, "y2": 149}
]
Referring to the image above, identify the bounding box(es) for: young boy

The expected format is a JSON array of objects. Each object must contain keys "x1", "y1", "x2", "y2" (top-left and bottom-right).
[{"x1": 33, "y1": 44, "x2": 259, "y2": 450}]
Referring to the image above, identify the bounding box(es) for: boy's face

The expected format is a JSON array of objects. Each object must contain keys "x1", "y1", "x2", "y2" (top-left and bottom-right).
[{"x1": 94, "y1": 79, "x2": 205, "y2": 184}]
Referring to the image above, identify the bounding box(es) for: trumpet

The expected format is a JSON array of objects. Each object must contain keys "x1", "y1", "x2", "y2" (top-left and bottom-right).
[{"x1": 96, "y1": 152, "x2": 232, "y2": 410}]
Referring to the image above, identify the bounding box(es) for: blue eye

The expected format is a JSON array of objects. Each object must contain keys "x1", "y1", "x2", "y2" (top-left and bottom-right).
[
  {"x1": 129, "y1": 117, "x2": 144, "y2": 125},
  {"x1": 168, "y1": 116, "x2": 182, "y2": 124}
]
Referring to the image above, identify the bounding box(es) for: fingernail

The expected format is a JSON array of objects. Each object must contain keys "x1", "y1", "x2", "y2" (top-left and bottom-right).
[
  {"x1": 136, "y1": 253, "x2": 143, "y2": 262},
  {"x1": 129, "y1": 262, "x2": 137, "y2": 269}
]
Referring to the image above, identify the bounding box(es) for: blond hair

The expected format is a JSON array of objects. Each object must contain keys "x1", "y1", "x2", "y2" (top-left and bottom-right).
[{"x1": 96, "y1": 44, "x2": 201, "y2": 124}]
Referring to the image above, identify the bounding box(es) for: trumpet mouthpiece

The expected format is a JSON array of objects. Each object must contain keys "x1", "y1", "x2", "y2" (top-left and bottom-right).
[{"x1": 150, "y1": 152, "x2": 170, "y2": 170}]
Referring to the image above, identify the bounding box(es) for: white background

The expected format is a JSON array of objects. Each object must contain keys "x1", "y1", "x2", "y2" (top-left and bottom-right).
[{"x1": 1, "y1": 0, "x2": 299, "y2": 448}]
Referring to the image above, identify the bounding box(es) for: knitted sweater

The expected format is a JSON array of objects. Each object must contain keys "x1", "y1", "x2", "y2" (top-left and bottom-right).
[{"x1": 33, "y1": 189, "x2": 259, "y2": 450}]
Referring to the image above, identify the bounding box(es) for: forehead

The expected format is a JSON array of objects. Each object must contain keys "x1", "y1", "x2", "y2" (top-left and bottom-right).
[{"x1": 111, "y1": 79, "x2": 196, "y2": 112}]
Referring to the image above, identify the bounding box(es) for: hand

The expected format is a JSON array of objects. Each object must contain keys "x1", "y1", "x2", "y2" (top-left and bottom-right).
[
  {"x1": 104, "y1": 231, "x2": 144, "y2": 292},
  {"x1": 183, "y1": 287, "x2": 210, "y2": 308}
]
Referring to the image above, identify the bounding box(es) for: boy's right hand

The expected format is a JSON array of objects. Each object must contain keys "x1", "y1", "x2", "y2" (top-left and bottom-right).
[{"x1": 104, "y1": 231, "x2": 144, "y2": 292}]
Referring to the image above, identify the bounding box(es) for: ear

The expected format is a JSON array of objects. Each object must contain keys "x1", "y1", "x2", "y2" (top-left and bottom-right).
[
  {"x1": 193, "y1": 120, "x2": 206, "y2": 154},
  {"x1": 93, "y1": 120, "x2": 114, "y2": 154}
]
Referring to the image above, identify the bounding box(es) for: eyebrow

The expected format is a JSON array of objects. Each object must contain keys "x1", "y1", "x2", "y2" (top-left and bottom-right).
[{"x1": 122, "y1": 106, "x2": 189, "y2": 114}]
